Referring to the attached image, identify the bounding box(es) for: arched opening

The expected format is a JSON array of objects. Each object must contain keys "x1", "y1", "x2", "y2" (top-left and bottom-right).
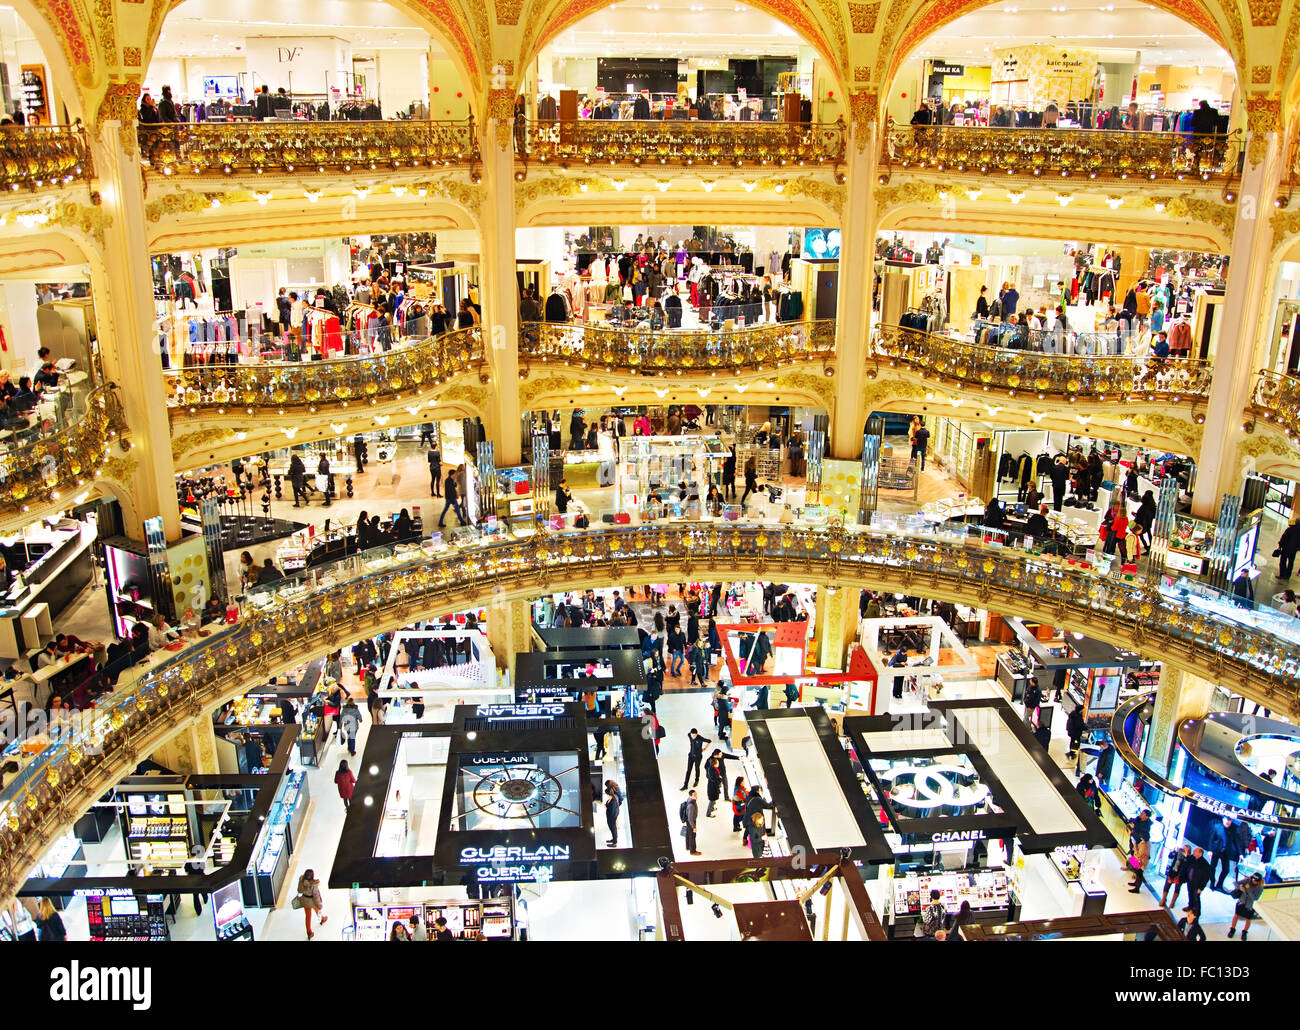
[
  {"x1": 0, "y1": 3, "x2": 84, "y2": 124},
  {"x1": 520, "y1": 0, "x2": 846, "y2": 124},
  {"x1": 145, "y1": 0, "x2": 474, "y2": 121},
  {"x1": 885, "y1": 0, "x2": 1237, "y2": 131}
]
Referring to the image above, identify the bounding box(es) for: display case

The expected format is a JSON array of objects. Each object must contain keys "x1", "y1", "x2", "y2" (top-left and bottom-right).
[
  {"x1": 886, "y1": 868, "x2": 1015, "y2": 936},
  {"x1": 243, "y1": 768, "x2": 309, "y2": 908},
  {"x1": 1165, "y1": 514, "x2": 1214, "y2": 574},
  {"x1": 102, "y1": 538, "x2": 159, "y2": 639},
  {"x1": 86, "y1": 891, "x2": 170, "y2": 941},
  {"x1": 121, "y1": 789, "x2": 191, "y2": 869},
  {"x1": 350, "y1": 897, "x2": 515, "y2": 940}
]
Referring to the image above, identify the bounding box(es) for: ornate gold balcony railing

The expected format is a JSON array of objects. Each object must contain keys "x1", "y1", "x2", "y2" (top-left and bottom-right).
[
  {"x1": 2, "y1": 517, "x2": 1297, "y2": 899},
  {"x1": 0, "y1": 386, "x2": 127, "y2": 521},
  {"x1": 0, "y1": 125, "x2": 92, "y2": 193},
  {"x1": 166, "y1": 327, "x2": 485, "y2": 414},
  {"x1": 1250, "y1": 369, "x2": 1300, "y2": 442},
  {"x1": 518, "y1": 118, "x2": 846, "y2": 168},
  {"x1": 519, "y1": 319, "x2": 836, "y2": 375},
  {"x1": 876, "y1": 323, "x2": 1213, "y2": 402},
  {"x1": 139, "y1": 120, "x2": 478, "y2": 177},
  {"x1": 882, "y1": 123, "x2": 1240, "y2": 182}
]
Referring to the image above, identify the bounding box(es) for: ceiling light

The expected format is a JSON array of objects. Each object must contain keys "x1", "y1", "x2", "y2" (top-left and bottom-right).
[
  {"x1": 391, "y1": 185, "x2": 408, "y2": 196},
  {"x1": 253, "y1": 191, "x2": 271, "y2": 205},
  {"x1": 1007, "y1": 190, "x2": 1025, "y2": 203},
  {"x1": 611, "y1": 386, "x2": 628, "y2": 396},
  {"x1": 735, "y1": 383, "x2": 749, "y2": 393},
  {"x1": 742, "y1": 180, "x2": 757, "y2": 192},
  {"x1": 700, "y1": 179, "x2": 716, "y2": 192},
  {"x1": 1154, "y1": 201, "x2": 1166, "y2": 212},
  {"x1": 1028, "y1": 411, "x2": 1044, "y2": 423},
  {"x1": 773, "y1": 183, "x2": 785, "y2": 193},
  {"x1": 610, "y1": 179, "x2": 627, "y2": 191},
  {"x1": 965, "y1": 187, "x2": 982, "y2": 200},
  {"x1": 304, "y1": 189, "x2": 321, "y2": 203},
  {"x1": 1105, "y1": 196, "x2": 1122, "y2": 209},
  {"x1": 653, "y1": 388, "x2": 670, "y2": 398},
  {"x1": 1057, "y1": 193, "x2": 1073, "y2": 206},
  {"x1": 656, "y1": 180, "x2": 670, "y2": 192},
  {"x1": 352, "y1": 186, "x2": 371, "y2": 198}
]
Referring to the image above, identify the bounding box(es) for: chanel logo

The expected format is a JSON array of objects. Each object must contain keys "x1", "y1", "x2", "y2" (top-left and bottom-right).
[{"x1": 878, "y1": 763, "x2": 991, "y2": 815}]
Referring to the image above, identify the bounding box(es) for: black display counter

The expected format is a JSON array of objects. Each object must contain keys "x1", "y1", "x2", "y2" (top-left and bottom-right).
[
  {"x1": 514, "y1": 648, "x2": 645, "y2": 706},
  {"x1": 534, "y1": 626, "x2": 641, "y2": 651}
]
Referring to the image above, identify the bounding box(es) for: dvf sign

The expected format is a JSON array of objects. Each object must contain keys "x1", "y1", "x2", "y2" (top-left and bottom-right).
[{"x1": 278, "y1": 47, "x2": 303, "y2": 63}]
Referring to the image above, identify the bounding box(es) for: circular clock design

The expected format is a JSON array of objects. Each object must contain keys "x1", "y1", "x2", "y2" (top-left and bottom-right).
[{"x1": 470, "y1": 764, "x2": 565, "y2": 820}]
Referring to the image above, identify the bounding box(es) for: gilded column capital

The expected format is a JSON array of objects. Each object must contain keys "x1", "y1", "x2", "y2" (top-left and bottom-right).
[
  {"x1": 848, "y1": 90, "x2": 879, "y2": 149},
  {"x1": 1245, "y1": 93, "x2": 1281, "y2": 167},
  {"x1": 486, "y1": 87, "x2": 515, "y2": 152}
]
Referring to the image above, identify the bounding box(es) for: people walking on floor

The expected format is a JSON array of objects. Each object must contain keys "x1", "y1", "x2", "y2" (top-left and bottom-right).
[
  {"x1": 1276, "y1": 518, "x2": 1300, "y2": 579},
  {"x1": 334, "y1": 759, "x2": 356, "y2": 810},
  {"x1": 439, "y1": 467, "x2": 466, "y2": 527},
  {"x1": 1227, "y1": 872, "x2": 1265, "y2": 940},
  {"x1": 681, "y1": 789, "x2": 701, "y2": 855},
  {"x1": 704, "y1": 755, "x2": 723, "y2": 817},
  {"x1": 681, "y1": 727, "x2": 711, "y2": 789},
  {"x1": 1186, "y1": 847, "x2": 1212, "y2": 915},
  {"x1": 740, "y1": 457, "x2": 758, "y2": 508},
  {"x1": 604, "y1": 779, "x2": 623, "y2": 847},
  {"x1": 1209, "y1": 816, "x2": 1243, "y2": 891},
  {"x1": 911, "y1": 421, "x2": 930, "y2": 471},
  {"x1": 294, "y1": 869, "x2": 327, "y2": 939},
  {"x1": 1066, "y1": 704, "x2": 1086, "y2": 759},
  {"x1": 340, "y1": 698, "x2": 362, "y2": 756},
  {"x1": 288, "y1": 452, "x2": 308, "y2": 507},
  {"x1": 722, "y1": 446, "x2": 736, "y2": 500},
  {"x1": 1161, "y1": 844, "x2": 1191, "y2": 908},
  {"x1": 427, "y1": 442, "x2": 442, "y2": 497},
  {"x1": 1127, "y1": 809, "x2": 1152, "y2": 893},
  {"x1": 731, "y1": 776, "x2": 747, "y2": 832},
  {"x1": 1178, "y1": 906, "x2": 1207, "y2": 941},
  {"x1": 713, "y1": 684, "x2": 732, "y2": 744}
]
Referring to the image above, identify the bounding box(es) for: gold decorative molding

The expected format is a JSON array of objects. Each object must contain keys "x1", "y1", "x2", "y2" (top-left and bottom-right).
[
  {"x1": 758, "y1": 176, "x2": 845, "y2": 215},
  {"x1": 517, "y1": 374, "x2": 582, "y2": 408},
  {"x1": 848, "y1": 1, "x2": 879, "y2": 32},
  {"x1": 514, "y1": 175, "x2": 600, "y2": 210},
  {"x1": 853, "y1": 65, "x2": 872, "y2": 83},
  {"x1": 496, "y1": 0, "x2": 523, "y2": 22},
  {"x1": 874, "y1": 180, "x2": 939, "y2": 210},
  {"x1": 487, "y1": 88, "x2": 515, "y2": 152},
  {"x1": 1251, "y1": 64, "x2": 1273, "y2": 84},
  {"x1": 145, "y1": 188, "x2": 215, "y2": 223},
  {"x1": 90, "y1": 0, "x2": 116, "y2": 69},
  {"x1": 1127, "y1": 412, "x2": 1203, "y2": 455},
  {"x1": 1246, "y1": 93, "x2": 1280, "y2": 167},
  {"x1": 171, "y1": 427, "x2": 238, "y2": 462},
  {"x1": 1142, "y1": 195, "x2": 1236, "y2": 236},
  {"x1": 1247, "y1": 0, "x2": 1281, "y2": 26},
  {"x1": 95, "y1": 78, "x2": 141, "y2": 130},
  {"x1": 52, "y1": 199, "x2": 113, "y2": 245},
  {"x1": 884, "y1": 123, "x2": 1239, "y2": 182},
  {"x1": 774, "y1": 370, "x2": 836, "y2": 408},
  {"x1": 849, "y1": 91, "x2": 878, "y2": 145},
  {"x1": 520, "y1": 119, "x2": 847, "y2": 168}
]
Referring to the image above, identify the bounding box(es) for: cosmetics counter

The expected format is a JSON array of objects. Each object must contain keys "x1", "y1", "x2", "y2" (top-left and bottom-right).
[
  {"x1": 83, "y1": 890, "x2": 170, "y2": 941},
  {"x1": 241, "y1": 768, "x2": 310, "y2": 908},
  {"x1": 883, "y1": 868, "x2": 1016, "y2": 936},
  {"x1": 348, "y1": 890, "x2": 515, "y2": 941},
  {"x1": 1103, "y1": 698, "x2": 1300, "y2": 886},
  {"x1": 0, "y1": 518, "x2": 95, "y2": 659}
]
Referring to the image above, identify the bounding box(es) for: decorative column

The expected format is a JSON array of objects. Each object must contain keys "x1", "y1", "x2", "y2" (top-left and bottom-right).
[
  {"x1": 828, "y1": 93, "x2": 879, "y2": 460},
  {"x1": 90, "y1": 120, "x2": 184, "y2": 541},
  {"x1": 1144, "y1": 666, "x2": 1215, "y2": 776},
  {"x1": 814, "y1": 584, "x2": 858, "y2": 670},
  {"x1": 1191, "y1": 105, "x2": 1286, "y2": 517},
  {"x1": 478, "y1": 91, "x2": 522, "y2": 467},
  {"x1": 485, "y1": 598, "x2": 532, "y2": 677},
  {"x1": 152, "y1": 716, "x2": 222, "y2": 775}
]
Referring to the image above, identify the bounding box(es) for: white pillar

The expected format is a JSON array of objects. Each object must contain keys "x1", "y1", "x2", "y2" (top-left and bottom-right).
[
  {"x1": 479, "y1": 111, "x2": 522, "y2": 466},
  {"x1": 829, "y1": 116, "x2": 877, "y2": 459},
  {"x1": 1191, "y1": 132, "x2": 1285, "y2": 517},
  {"x1": 92, "y1": 123, "x2": 183, "y2": 541}
]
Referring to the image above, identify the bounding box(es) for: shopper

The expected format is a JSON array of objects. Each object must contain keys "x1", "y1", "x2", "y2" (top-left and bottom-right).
[
  {"x1": 740, "y1": 457, "x2": 758, "y2": 508},
  {"x1": 36, "y1": 897, "x2": 66, "y2": 941},
  {"x1": 1065, "y1": 704, "x2": 1086, "y2": 759},
  {"x1": 439, "y1": 467, "x2": 466, "y2": 527},
  {"x1": 432, "y1": 916, "x2": 453, "y2": 940},
  {"x1": 731, "y1": 776, "x2": 747, "y2": 832},
  {"x1": 1186, "y1": 846, "x2": 1212, "y2": 915},
  {"x1": 390, "y1": 921, "x2": 412, "y2": 941},
  {"x1": 681, "y1": 727, "x2": 711, "y2": 790},
  {"x1": 948, "y1": 900, "x2": 973, "y2": 941},
  {"x1": 603, "y1": 779, "x2": 622, "y2": 847},
  {"x1": 1178, "y1": 906, "x2": 1207, "y2": 942},
  {"x1": 722, "y1": 445, "x2": 736, "y2": 500},
  {"x1": 1276, "y1": 518, "x2": 1300, "y2": 579},
  {"x1": 911, "y1": 420, "x2": 930, "y2": 471},
  {"x1": 1227, "y1": 872, "x2": 1264, "y2": 940},
  {"x1": 744, "y1": 808, "x2": 767, "y2": 858},
  {"x1": 427, "y1": 442, "x2": 442, "y2": 497},
  {"x1": 704, "y1": 755, "x2": 724, "y2": 817},
  {"x1": 334, "y1": 759, "x2": 356, "y2": 810},
  {"x1": 555, "y1": 476, "x2": 573, "y2": 515},
  {"x1": 1161, "y1": 844, "x2": 1192, "y2": 908},
  {"x1": 238, "y1": 550, "x2": 258, "y2": 590},
  {"x1": 1209, "y1": 816, "x2": 1242, "y2": 891},
  {"x1": 919, "y1": 889, "x2": 947, "y2": 938},
  {"x1": 340, "y1": 698, "x2": 362, "y2": 756},
  {"x1": 1023, "y1": 676, "x2": 1043, "y2": 728},
  {"x1": 288, "y1": 452, "x2": 308, "y2": 507},
  {"x1": 258, "y1": 557, "x2": 284, "y2": 585},
  {"x1": 408, "y1": 914, "x2": 427, "y2": 941},
  {"x1": 293, "y1": 869, "x2": 327, "y2": 939},
  {"x1": 667, "y1": 621, "x2": 686, "y2": 676},
  {"x1": 681, "y1": 789, "x2": 701, "y2": 855}
]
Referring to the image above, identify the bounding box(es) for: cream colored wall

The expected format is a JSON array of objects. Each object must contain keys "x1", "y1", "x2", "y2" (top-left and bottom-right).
[
  {"x1": 888, "y1": 56, "x2": 925, "y2": 122},
  {"x1": 372, "y1": 48, "x2": 427, "y2": 117},
  {"x1": 428, "y1": 57, "x2": 471, "y2": 118}
]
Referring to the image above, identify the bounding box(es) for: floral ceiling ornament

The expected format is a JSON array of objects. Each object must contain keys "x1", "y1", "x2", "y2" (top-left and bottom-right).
[
  {"x1": 848, "y1": 1, "x2": 880, "y2": 32},
  {"x1": 1245, "y1": 93, "x2": 1281, "y2": 167},
  {"x1": 848, "y1": 91, "x2": 879, "y2": 148}
]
